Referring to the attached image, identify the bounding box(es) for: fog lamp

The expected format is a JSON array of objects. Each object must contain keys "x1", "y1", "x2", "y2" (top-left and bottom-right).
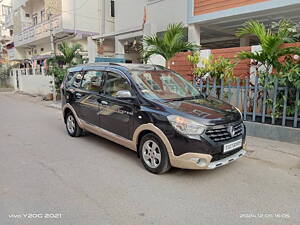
[{"x1": 190, "y1": 158, "x2": 207, "y2": 167}]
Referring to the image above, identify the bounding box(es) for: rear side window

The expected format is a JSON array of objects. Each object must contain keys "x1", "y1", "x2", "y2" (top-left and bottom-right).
[
  {"x1": 65, "y1": 72, "x2": 75, "y2": 88},
  {"x1": 81, "y1": 70, "x2": 104, "y2": 92},
  {"x1": 65, "y1": 72, "x2": 82, "y2": 88}
]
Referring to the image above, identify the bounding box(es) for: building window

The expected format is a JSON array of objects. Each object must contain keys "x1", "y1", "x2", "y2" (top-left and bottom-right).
[
  {"x1": 2, "y1": 5, "x2": 11, "y2": 16},
  {"x1": 110, "y1": 0, "x2": 115, "y2": 18},
  {"x1": 41, "y1": 10, "x2": 45, "y2": 22},
  {"x1": 32, "y1": 14, "x2": 38, "y2": 25},
  {"x1": 41, "y1": 48, "x2": 44, "y2": 52},
  {"x1": 25, "y1": 13, "x2": 30, "y2": 18}
]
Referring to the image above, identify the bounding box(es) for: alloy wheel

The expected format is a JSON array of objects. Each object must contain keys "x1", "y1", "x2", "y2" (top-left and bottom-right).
[
  {"x1": 67, "y1": 115, "x2": 76, "y2": 134},
  {"x1": 142, "y1": 140, "x2": 162, "y2": 168}
]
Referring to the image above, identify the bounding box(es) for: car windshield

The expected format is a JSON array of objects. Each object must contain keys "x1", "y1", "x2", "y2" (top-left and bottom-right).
[{"x1": 131, "y1": 69, "x2": 201, "y2": 101}]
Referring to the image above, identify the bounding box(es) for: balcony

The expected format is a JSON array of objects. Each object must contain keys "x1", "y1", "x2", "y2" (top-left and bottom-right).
[{"x1": 14, "y1": 15, "x2": 62, "y2": 47}]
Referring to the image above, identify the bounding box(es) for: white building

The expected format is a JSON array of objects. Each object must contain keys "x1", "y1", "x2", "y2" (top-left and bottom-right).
[
  {"x1": 0, "y1": 0, "x2": 12, "y2": 62},
  {"x1": 8, "y1": 0, "x2": 115, "y2": 66},
  {"x1": 89, "y1": 0, "x2": 300, "y2": 65},
  {"x1": 89, "y1": 0, "x2": 187, "y2": 64}
]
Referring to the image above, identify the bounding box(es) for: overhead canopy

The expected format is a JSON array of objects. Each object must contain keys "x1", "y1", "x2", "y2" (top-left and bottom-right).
[{"x1": 191, "y1": 2, "x2": 300, "y2": 49}]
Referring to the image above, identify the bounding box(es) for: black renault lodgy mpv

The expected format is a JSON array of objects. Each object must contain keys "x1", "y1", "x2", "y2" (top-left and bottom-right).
[{"x1": 61, "y1": 63, "x2": 246, "y2": 174}]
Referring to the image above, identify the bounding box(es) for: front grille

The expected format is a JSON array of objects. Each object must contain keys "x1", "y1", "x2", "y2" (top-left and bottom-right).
[
  {"x1": 211, "y1": 148, "x2": 241, "y2": 162},
  {"x1": 205, "y1": 122, "x2": 243, "y2": 142}
]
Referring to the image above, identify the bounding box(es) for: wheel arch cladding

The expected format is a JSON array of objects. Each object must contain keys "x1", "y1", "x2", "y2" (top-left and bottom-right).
[
  {"x1": 132, "y1": 123, "x2": 176, "y2": 165},
  {"x1": 63, "y1": 108, "x2": 72, "y2": 123},
  {"x1": 62, "y1": 104, "x2": 84, "y2": 129},
  {"x1": 136, "y1": 130, "x2": 155, "y2": 158}
]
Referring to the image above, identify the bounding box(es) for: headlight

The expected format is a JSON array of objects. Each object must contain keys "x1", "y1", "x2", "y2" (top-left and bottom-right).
[
  {"x1": 167, "y1": 115, "x2": 206, "y2": 139},
  {"x1": 235, "y1": 107, "x2": 243, "y2": 120}
]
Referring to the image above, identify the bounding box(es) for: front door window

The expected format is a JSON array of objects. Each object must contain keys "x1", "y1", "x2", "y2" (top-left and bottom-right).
[{"x1": 104, "y1": 72, "x2": 132, "y2": 98}]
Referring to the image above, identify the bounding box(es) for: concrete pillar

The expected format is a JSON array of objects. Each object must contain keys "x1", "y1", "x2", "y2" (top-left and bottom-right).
[
  {"x1": 250, "y1": 45, "x2": 264, "y2": 83},
  {"x1": 240, "y1": 35, "x2": 250, "y2": 47},
  {"x1": 199, "y1": 49, "x2": 211, "y2": 68},
  {"x1": 115, "y1": 38, "x2": 125, "y2": 59},
  {"x1": 142, "y1": 24, "x2": 165, "y2": 65},
  {"x1": 148, "y1": 55, "x2": 166, "y2": 66},
  {"x1": 87, "y1": 37, "x2": 97, "y2": 63},
  {"x1": 12, "y1": 69, "x2": 18, "y2": 90},
  {"x1": 188, "y1": 24, "x2": 201, "y2": 48}
]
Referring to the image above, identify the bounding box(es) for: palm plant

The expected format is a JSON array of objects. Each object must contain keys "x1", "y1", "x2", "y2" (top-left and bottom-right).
[
  {"x1": 48, "y1": 42, "x2": 83, "y2": 88},
  {"x1": 236, "y1": 20, "x2": 300, "y2": 72},
  {"x1": 271, "y1": 19, "x2": 300, "y2": 43},
  {"x1": 237, "y1": 20, "x2": 300, "y2": 119},
  {"x1": 141, "y1": 23, "x2": 199, "y2": 68},
  {"x1": 48, "y1": 42, "x2": 83, "y2": 67}
]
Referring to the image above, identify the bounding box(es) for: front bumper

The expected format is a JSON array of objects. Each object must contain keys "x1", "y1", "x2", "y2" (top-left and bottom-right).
[
  {"x1": 171, "y1": 149, "x2": 246, "y2": 170},
  {"x1": 207, "y1": 149, "x2": 246, "y2": 169}
]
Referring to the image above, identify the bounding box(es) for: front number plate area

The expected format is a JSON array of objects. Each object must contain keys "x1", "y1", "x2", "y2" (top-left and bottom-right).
[{"x1": 224, "y1": 139, "x2": 243, "y2": 153}]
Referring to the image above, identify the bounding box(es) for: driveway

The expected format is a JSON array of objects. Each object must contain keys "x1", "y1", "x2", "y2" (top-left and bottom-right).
[{"x1": 0, "y1": 92, "x2": 299, "y2": 225}]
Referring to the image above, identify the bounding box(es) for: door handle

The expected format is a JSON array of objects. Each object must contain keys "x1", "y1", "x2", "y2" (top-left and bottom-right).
[
  {"x1": 75, "y1": 92, "x2": 82, "y2": 98},
  {"x1": 100, "y1": 100, "x2": 108, "y2": 105},
  {"x1": 68, "y1": 88, "x2": 75, "y2": 93}
]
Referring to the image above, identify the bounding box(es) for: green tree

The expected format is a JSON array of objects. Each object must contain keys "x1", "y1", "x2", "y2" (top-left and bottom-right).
[
  {"x1": 48, "y1": 42, "x2": 83, "y2": 88},
  {"x1": 271, "y1": 19, "x2": 300, "y2": 43},
  {"x1": 187, "y1": 53, "x2": 236, "y2": 80},
  {"x1": 237, "y1": 20, "x2": 300, "y2": 119},
  {"x1": 236, "y1": 20, "x2": 300, "y2": 72},
  {"x1": 48, "y1": 42, "x2": 83, "y2": 67},
  {"x1": 141, "y1": 23, "x2": 199, "y2": 68},
  {"x1": 187, "y1": 53, "x2": 236, "y2": 99},
  {"x1": 0, "y1": 63, "x2": 11, "y2": 88}
]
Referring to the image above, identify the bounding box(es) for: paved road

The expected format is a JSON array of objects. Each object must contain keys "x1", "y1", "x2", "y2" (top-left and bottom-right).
[{"x1": 0, "y1": 92, "x2": 299, "y2": 225}]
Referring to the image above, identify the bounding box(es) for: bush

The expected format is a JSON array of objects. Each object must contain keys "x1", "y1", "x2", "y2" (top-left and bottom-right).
[
  {"x1": 187, "y1": 53, "x2": 236, "y2": 81},
  {"x1": 0, "y1": 64, "x2": 11, "y2": 87}
]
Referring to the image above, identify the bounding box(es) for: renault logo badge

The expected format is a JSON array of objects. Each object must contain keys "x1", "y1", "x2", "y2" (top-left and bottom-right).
[{"x1": 227, "y1": 126, "x2": 235, "y2": 137}]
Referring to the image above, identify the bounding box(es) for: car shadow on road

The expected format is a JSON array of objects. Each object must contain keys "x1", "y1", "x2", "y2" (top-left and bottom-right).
[
  {"x1": 82, "y1": 131, "x2": 142, "y2": 164},
  {"x1": 81, "y1": 131, "x2": 241, "y2": 178}
]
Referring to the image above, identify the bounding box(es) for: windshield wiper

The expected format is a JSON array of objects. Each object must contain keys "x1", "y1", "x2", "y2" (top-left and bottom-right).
[
  {"x1": 193, "y1": 93, "x2": 206, "y2": 99},
  {"x1": 165, "y1": 96, "x2": 194, "y2": 102}
]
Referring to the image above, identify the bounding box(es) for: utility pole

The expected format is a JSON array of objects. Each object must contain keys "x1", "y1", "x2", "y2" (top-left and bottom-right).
[
  {"x1": 48, "y1": 7, "x2": 56, "y2": 102},
  {"x1": 48, "y1": 10, "x2": 55, "y2": 56}
]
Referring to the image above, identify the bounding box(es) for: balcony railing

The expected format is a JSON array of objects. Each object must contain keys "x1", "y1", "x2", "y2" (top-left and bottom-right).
[
  {"x1": 14, "y1": 15, "x2": 62, "y2": 47},
  {"x1": 11, "y1": 67, "x2": 47, "y2": 76}
]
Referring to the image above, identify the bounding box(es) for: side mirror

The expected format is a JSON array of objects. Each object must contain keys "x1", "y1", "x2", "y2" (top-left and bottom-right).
[
  {"x1": 116, "y1": 90, "x2": 132, "y2": 98},
  {"x1": 116, "y1": 90, "x2": 136, "y2": 102}
]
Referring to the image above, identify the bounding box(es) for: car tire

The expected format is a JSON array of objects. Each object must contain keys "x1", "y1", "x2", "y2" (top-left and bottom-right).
[
  {"x1": 65, "y1": 112, "x2": 83, "y2": 137},
  {"x1": 139, "y1": 133, "x2": 171, "y2": 174}
]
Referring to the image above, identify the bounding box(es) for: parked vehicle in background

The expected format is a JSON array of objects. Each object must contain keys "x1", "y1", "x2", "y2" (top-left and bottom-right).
[{"x1": 61, "y1": 63, "x2": 246, "y2": 174}]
